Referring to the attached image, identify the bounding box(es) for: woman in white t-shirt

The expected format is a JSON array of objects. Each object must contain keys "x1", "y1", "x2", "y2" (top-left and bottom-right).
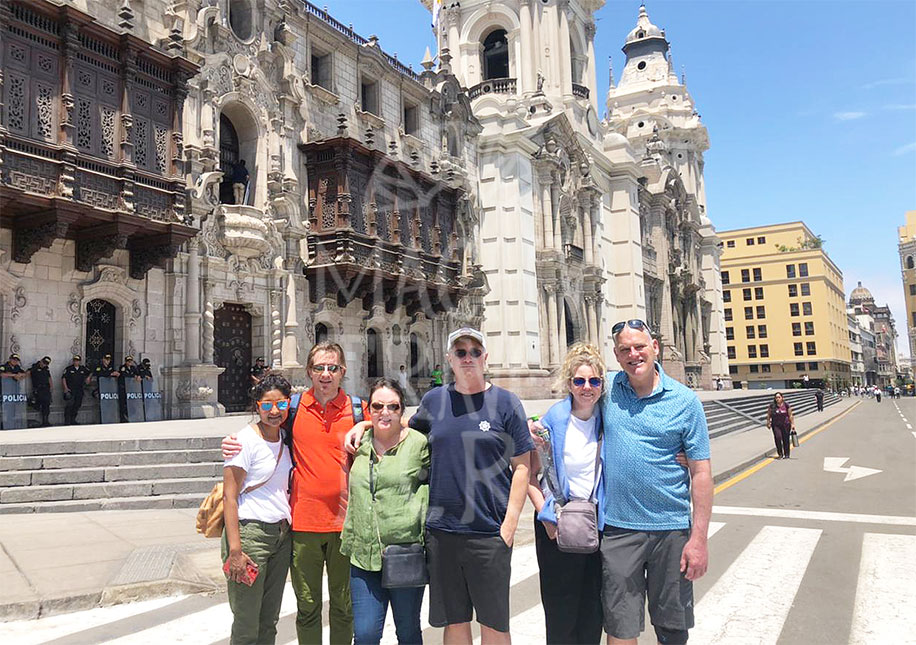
[
  {"x1": 526, "y1": 343, "x2": 606, "y2": 644},
  {"x1": 223, "y1": 373, "x2": 294, "y2": 645}
]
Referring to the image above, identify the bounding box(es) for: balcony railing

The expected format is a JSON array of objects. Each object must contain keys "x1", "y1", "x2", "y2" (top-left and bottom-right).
[
  {"x1": 564, "y1": 244, "x2": 584, "y2": 263},
  {"x1": 468, "y1": 78, "x2": 517, "y2": 100},
  {"x1": 572, "y1": 83, "x2": 590, "y2": 99}
]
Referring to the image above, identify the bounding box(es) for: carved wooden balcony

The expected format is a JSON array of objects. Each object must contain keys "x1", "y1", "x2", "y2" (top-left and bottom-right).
[{"x1": 0, "y1": 0, "x2": 199, "y2": 278}]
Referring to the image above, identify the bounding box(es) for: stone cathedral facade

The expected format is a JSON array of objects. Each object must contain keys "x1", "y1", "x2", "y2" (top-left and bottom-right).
[{"x1": 0, "y1": 0, "x2": 728, "y2": 422}]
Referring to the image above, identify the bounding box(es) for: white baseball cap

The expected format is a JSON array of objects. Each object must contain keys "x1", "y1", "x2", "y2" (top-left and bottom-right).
[{"x1": 446, "y1": 327, "x2": 486, "y2": 353}]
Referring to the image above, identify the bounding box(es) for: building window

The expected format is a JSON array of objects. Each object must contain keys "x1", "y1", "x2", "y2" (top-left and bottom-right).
[
  {"x1": 721, "y1": 271, "x2": 730, "y2": 285},
  {"x1": 745, "y1": 306, "x2": 754, "y2": 320},
  {"x1": 794, "y1": 342, "x2": 804, "y2": 356},
  {"x1": 792, "y1": 322, "x2": 801, "y2": 336},
  {"x1": 757, "y1": 236, "x2": 766, "y2": 244},
  {"x1": 315, "y1": 322, "x2": 329, "y2": 344},
  {"x1": 801, "y1": 283, "x2": 810, "y2": 296},
  {"x1": 910, "y1": 284, "x2": 916, "y2": 296},
  {"x1": 727, "y1": 346, "x2": 736, "y2": 360},
  {"x1": 760, "y1": 344, "x2": 769, "y2": 358},
  {"x1": 749, "y1": 364, "x2": 759, "y2": 373},
  {"x1": 754, "y1": 287, "x2": 764, "y2": 300},
  {"x1": 403, "y1": 100, "x2": 419, "y2": 136},
  {"x1": 311, "y1": 50, "x2": 332, "y2": 90},
  {"x1": 361, "y1": 77, "x2": 380, "y2": 115},
  {"x1": 806, "y1": 341, "x2": 816, "y2": 355},
  {"x1": 787, "y1": 264, "x2": 796, "y2": 279},
  {"x1": 229, "y1": 0, "x2": 253, "y2": 40},
  {"x1": 796, "y1": 362, "x2": 806, "y2": 371},
  {"x1": 762, "y1": 364, "x2": 771, "y2": 373},
  {"x1": 741, "y1": 269, "x2": 750, "y2": 283},
  {"x1": 726, "y1": 327, "x2": 734, "y2": 340},
  {"x1": 482, "y1": 29, "x2": 510, "y2": 80},
  {"x1": 805, "y1": 321, "x2": 815, "y2": 335},
  {"x1": 790, "y1": 303, "x2": 800, "y2": 317},
  {"x1": 788, "y1": 284, "x2": 798, "y2": 297},
  {"x1": 803, "y1": 302, "x2": 812, "y2": 316},
  {"x1": 799, "y1": 262, "x2": 809, "y2": 277},
  {"x1": 729, "y1": 365, "x2": 738, "y2": 375},
  {"x1": 753, "y1": 268, "x2": 762, "y2": 282},
  {"x1": 758, "y1": 324, "x2": 767, "y2": 338},
  {"x1": 912, "y1": 312, "x2": 916, "y2": 326},
  {"x1": 908, "y1": 256, "x2": 915, "y2": 270},
  {"x1": 748, "y1": 345, "x2": 757, "y2": 358},
  {"x1": 756, "y1": 305, "x2": 766, "y2": 319},
  {"x1": 746, "y1": 325, "x2": 755, "y2": 339},
  {"x1": 727, "y1": 240, "x2": 735, "y2": 248},
  {"x1": 743, "y1": 288, "x2": 752, "y2": 301},
  {"x1": 723, "y1": 290, "x2": 731, "y2": 303},
  {"x1": 746, "y1": 237, "x2": 755, "y2": 246},
  {"x1": 809, "y1": 361, "x2": 819, "y2": 371},
  {"x1": 724, "y1": 308, "x2": 733, "y2": 321}
]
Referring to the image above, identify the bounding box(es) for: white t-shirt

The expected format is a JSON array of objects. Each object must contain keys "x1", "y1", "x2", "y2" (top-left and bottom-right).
[
  {"x1": 563, "y1": 414, "x2": 600, "y2": 500},
  {"x1": 224, "y1": 424, "x2": 292, "y2": 524}
]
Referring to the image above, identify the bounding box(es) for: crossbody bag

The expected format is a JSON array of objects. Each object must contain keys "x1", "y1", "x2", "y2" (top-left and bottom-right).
[{"x1": 554, "y1": 420, "x2": 603, "y2": 554}]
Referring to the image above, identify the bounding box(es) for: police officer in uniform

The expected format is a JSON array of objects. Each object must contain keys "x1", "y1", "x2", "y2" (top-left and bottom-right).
[
  {"x1": 28, "y1": 356, "x2": 53, "y2": 427},
  {"x1": 117, "y1": 356, "x2": 140, "y2": 422},
  {"x1": 93, "y1": 354, "x2": 120, "y2": 380},
  {"x1": 137, "y1": 358, "x2": 154, "y2": 379},
  {"x1": 0, "y1": 353, "x2": 27, "y2": 381},
  {"x1": 62, "y1": 355, "x2": 91, "y2": 425},
  {"x1": 249, "y1": 356, "x2": 269, "y2": 387}
]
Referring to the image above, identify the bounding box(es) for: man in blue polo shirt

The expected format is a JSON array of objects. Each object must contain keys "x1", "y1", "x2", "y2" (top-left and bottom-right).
[{"x1": 601, "y1": 319, "x2": 712, "y2": 645}]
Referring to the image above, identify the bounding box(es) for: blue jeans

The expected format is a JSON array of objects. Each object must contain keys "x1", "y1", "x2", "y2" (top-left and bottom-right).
[{"x1": 350, "y1": 565, "x2": 424, "y2": 644}]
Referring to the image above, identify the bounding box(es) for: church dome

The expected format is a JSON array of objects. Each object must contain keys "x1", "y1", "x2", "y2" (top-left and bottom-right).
[
  {"x1": 849, "y1": 281, "x2": 874, "y2": 306},
  {"x1": 625, "y1": 5, "x2": 664, "y2": 44}
]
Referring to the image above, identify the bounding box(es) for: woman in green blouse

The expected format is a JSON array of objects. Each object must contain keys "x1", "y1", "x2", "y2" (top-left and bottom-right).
[{"x1": 340, "y1": 378, "x2": 429, "y2": 644}]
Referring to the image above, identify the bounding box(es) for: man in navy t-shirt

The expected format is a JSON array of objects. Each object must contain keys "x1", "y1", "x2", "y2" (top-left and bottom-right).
[{"x1": 410, "y1": 327, "x2": 533, "y2": 642}]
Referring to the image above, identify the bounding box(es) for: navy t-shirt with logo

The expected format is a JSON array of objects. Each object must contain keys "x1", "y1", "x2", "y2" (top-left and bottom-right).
[{"x1": 410, "y1": 383, "x2": 534, "y2": 536}]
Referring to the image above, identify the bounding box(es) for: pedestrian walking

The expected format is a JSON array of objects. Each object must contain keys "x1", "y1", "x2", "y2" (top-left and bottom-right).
[
  {"x1": 62, "y1": 355, "x2": 91, "y2": 425},
  {"x1": 815, "y1": 388, "x2": 824, "y2": 412},
  {"x1": 222, "y1": 373, "x2": 293, "y2": 645},
  {"x1": 340, "y1": 379, "x2": 428, "y2": 645},
  {"x1": 766, "y1": 392, "x2": 795, "y2": 460},
  {"x1": 876, "y1": 388, "x2": 882, "y2": 403}
]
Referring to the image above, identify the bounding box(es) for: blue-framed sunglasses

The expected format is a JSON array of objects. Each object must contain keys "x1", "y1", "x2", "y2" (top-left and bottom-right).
[
  {"x1": 571, "y1": 377, "x2": 603, "y2": 388},
  {"x1": 611, "y1": 319, "x2": 653, "y2": 336},
  {"x1": 259, "y1": 400, "x2": 290, "y2": 412}
]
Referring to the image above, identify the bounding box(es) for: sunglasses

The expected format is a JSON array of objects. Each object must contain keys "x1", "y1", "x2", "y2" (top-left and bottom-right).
[
  {"x1": 258, "y1": 400, "x2": 290, "y2": 412},
  {"x1": 571, "y1": 377, "x2": 603, "y2": 388},
  {"x1": 453, "y1": 348, "x2": 483, "y2": 359},
  {"x1": 310, "y1": 364, "x2": 341, "y2": 374},
  {"x1": 611, "y1": 319, "x2": 653, "y2": 336},
  {"x1": 370, "y1": 402, "x2": 401, "y2": 412}
]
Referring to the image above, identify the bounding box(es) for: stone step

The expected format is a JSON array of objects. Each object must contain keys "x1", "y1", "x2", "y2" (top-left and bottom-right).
[
  {"x1": 0, "y1": 477, "x2": 219, "y2": 504},
  {"x1": 0, "y1": 462, "x2": 223, "y2": 487},
  {"x1": 0, "y1": 436, "x2": 223, "y2": 458},
  {"x1": 0, "y1": 492, "x2": 207, "y2": 514},
  {"x1": 0, "y1": 448, "x2": 222, "y2": 471}
]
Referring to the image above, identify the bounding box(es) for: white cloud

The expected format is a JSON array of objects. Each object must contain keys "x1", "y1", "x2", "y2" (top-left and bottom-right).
[
  {"x1": 833, "y1": 111, "x2": 867, "y2": 121},
  {"x1": 883, "y1": 103, "x2": 916, "y2": 111},
  {"x1": 893, "y1": 141, "x2": 916, "y2": 156},
  {"x1": 860, "y1": 77, "x2": 913, "y2": 90}
]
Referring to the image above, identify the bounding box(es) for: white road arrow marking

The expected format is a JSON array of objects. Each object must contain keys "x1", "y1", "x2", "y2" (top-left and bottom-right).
[{"x1": 823, "y1": 457, "x2": 883, "y2": 482}]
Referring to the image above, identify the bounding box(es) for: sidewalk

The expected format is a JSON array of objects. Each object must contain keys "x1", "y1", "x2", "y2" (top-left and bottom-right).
[{"x1": 0, "y1": 395, "x2": 861, "y2": 622}]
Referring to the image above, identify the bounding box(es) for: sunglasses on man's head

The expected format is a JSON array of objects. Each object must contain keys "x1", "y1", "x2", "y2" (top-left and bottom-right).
[
  {"x1": 370, "y1": 402, "x2": 401, "y2": 412},
  {"x1": 258, "y1": 400, "x2": 290, "y2": 412},
  {"x1": 310, "y1": 364, "x2": 341, "y2": 374},
  {"x1": 453, "y1": 348, "x2": 483, "y2": 359},
  {"x1": 571, "y1": 377, "x2": 603, "y2": 388},
  {"x1": 611, "y1": 319, "x2": 653, "y2": 336}
]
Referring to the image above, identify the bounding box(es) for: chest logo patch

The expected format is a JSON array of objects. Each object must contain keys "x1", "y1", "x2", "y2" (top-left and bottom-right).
[{"x1": 479, "y1": 421, "x2": 491, "y2": 432}]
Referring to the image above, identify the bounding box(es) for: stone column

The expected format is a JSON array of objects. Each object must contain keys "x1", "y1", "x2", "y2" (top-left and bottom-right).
[
  {"x1": 558, "y1": 0, "x2": 572, "y2": 93},
  {"x1": 590, "y1": 195, "x2": 601, "y2": 263},
  {"x1": 557, "y1": 286, "x2": 567, "y2": 353},
  {"x1": 270, "y1": 288, "x2": 282, "y2": 367},
  {"x1": 582, "y1": 194, "x2": 594, "y2": 265},
  {"x1": 551, "y1": 175, "x2": 562, "y2": 251},
  {"x1": 539, "y1": 168, "x2": 554, "y2": 250},
  {"x1": 545, "y1": 284, "x2": 559, "y2": 366},
  {"x1": 184, "y1": 239, "x2": 201, "y2": 364},
  {"x1": 282, "y1": 271, "x2": 301, "y2": 367},
  {"x1": 202, "y1": 281, "x2": 215, "y2": 364},
  {"x1": 519, "y1": 0, "x2": 534, "y2": 93},
  {"x1": 585, "y1": 21, "x2": 598, "y2": 110},
  {"x1": 588, "y1": 295, "x2": 600, "y2": 345}
]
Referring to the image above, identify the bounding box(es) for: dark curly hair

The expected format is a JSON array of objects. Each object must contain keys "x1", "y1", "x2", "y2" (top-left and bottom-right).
[
  {"x1": 368, "y1": 378, "x2": 405, "y2": 410},
  {"x1": 249, "y1": 373, "x2": 292, "y2": 413}
]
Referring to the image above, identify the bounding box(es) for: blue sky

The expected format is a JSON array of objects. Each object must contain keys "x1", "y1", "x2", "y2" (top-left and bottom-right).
[{"x1": 324, "y1": 0, "x2": 916, "y2": 357}]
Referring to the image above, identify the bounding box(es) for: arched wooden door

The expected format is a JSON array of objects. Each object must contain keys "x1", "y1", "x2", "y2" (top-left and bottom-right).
[{"x1": 215, "y1": 303, "x2": 252, "y2": 413}]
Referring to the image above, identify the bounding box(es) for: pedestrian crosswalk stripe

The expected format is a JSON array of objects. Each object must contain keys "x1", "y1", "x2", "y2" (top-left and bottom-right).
[
  {"x1": 849, "y1": 533, "x2": 916, "y2": 644},
  {"x1": 708, "y1": 521, "x2": 725, "y2": 538},
  {"x1": 691, "y1": 525, "x2": 822, "y2": 644},
  {"x1": 713, "y1": 505, "x2": 916, "y2": 526}
]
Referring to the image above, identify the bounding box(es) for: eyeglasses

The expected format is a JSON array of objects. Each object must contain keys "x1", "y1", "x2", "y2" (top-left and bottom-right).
[
  {"x1": 453, "y1": 348, "x2": 483, "y2": 359},
  {"x1": 310, "y1": 364, "x2": 341, "y2": 374},
  {"x1": 611, "y1": 319, "x2": 653, "y2": 336},
  {"x1": 571, "y1": 377, "x2": 603, "y2": 388},
  {"x1": 370, "y1": 402, "x2": 401, "y2": 413},
  {"x1": 258, "y1": 400, "x2": 290, "y2": 412}
]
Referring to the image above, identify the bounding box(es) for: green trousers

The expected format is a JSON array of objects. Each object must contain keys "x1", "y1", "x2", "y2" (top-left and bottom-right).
[
  {"x1": 222, "y1": 519, "x2": 292, "y2": 645},
  {"x1": 291, "y1": 530, "x2": 353, "y2": 645}
]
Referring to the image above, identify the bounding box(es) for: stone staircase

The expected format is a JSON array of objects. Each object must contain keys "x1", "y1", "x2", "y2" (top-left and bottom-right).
[
  {"x1": 0, "y1": 437, "x2": 222, "y2": 514},
  {"x1": 703, "y1": 390, "x2": 843, "y2": 438}
]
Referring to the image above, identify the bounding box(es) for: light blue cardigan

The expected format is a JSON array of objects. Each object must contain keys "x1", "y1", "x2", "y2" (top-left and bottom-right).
[{"x1": 536, "y1": 396, "x2": 607, "y2": 526}]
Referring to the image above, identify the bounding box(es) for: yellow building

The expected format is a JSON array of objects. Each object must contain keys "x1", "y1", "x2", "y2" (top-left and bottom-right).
[
  {"x1": 898, "y1": 211, "x2": 916, "y2": 366},
  {"x1": 719, "y1": 222, "x2": 851, "y2": 389}
]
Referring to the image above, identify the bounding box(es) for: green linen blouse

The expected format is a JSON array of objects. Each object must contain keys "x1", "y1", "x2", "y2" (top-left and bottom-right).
[{"x1": 339, "y1": 427, "x2": 430, "y2": 571}]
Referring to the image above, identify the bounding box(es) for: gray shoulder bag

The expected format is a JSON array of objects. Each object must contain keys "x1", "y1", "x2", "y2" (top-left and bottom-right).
[{"x1": 555, "y1": 421, "x2": 603, "y2": 554}]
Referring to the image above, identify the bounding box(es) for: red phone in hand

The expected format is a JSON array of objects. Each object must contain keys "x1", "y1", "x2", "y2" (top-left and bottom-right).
[{"x1": 223, "y1": 559, "x2": 260, "y2": 586}]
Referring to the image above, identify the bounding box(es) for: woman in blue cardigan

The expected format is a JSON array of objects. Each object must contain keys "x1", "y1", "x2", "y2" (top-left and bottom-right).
[{"x1": 527, "y1": 343, "x2": 606, "y2": 644}]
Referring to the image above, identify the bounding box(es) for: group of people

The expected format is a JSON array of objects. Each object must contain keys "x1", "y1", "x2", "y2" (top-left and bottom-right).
[
  {"x1": 219, "y1": 319, "x2": 712, "y2": 645},
  {"x1": 0, "y1": 352, "x2": 155, "y2": 426}
]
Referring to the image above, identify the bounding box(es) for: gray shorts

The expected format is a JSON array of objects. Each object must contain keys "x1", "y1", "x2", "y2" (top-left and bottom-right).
[{"x1": 599, "y1": 526, "x2": 694, "y2": 640}]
